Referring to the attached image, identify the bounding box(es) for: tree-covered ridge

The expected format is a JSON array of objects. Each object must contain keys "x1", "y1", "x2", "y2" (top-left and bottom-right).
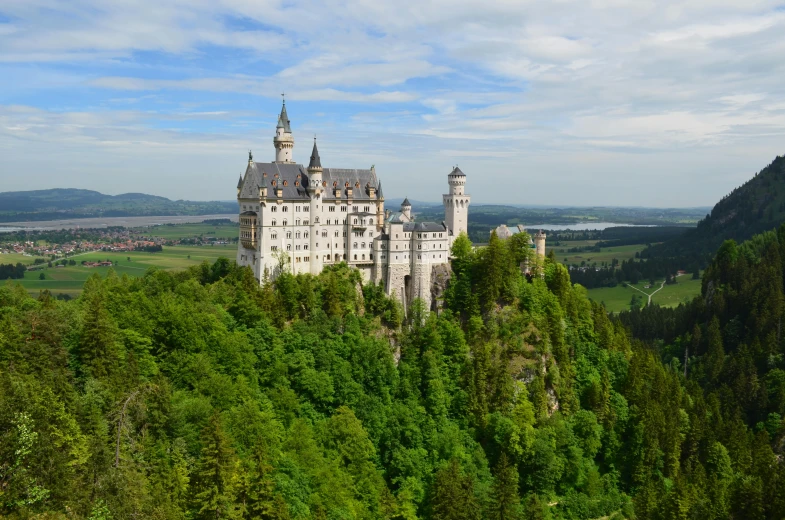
[
  {"x1": 0, "y1": 188, "x2": 236, "y2": 222},
  {"x1": 643, "y1": 155, "x2": 785, "y2": 264},
  {"x1": 0, "y1": 232, "x2": 783, "y2": 519}
]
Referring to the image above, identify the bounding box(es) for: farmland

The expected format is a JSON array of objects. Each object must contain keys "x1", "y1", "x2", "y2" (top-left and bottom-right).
[{"x1": 586, "y1": 275, "x2": 702, "y2": 313}]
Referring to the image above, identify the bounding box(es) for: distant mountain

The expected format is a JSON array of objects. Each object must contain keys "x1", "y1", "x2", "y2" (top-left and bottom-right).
[
  {"x1": 644, "y1": 155, "x2": 785, "y2": 262},
  {"x1": 0, "y1": 188, "x2": 236, "y2": 222}
]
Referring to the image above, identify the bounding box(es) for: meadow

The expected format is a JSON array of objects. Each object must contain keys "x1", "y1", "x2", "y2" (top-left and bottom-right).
[
  {"x1": 586, "y1": 275, "x2": 702, "y2": 313},
  {"x1": 11, "y1": 244, "x2": 238, "y2": 297},
  {"x1": 549, "y1": 242, "x2": 647, "y2": 266}
]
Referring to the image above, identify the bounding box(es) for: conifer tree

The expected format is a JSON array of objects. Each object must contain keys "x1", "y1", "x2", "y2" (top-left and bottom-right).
[
  {"x1": 490, "y1": 453, "x2": 520, "y2": 520},
  {"x1": 431, "y1": 459, "x2": 481, "y2": 520},
  {"x1": 192, "y1": 413, "x2": 236, "y2": 519}
]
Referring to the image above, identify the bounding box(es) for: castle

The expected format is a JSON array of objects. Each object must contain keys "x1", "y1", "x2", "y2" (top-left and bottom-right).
[{"x1": 236, "y1": 101, "x2": 540, "y2": 309}]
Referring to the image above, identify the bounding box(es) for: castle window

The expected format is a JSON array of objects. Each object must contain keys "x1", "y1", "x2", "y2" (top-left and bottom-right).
[
  {"x1": 304, "y1": 245, "x2": 308, "y2": 250},
  {"x1": 305, "y1": 219, "x2": 310, "y2": 225},
  {"x1": 369, "y1": 219, "x2": 373, "y2": 225},
  {"x1": 418, "y1": 255, "x2": 421, "y2": 260},
  {"x1": 295, "y1": 206, "x2": 300, "y2": 212},
  {"x1": 296, "y1": 245, "x2": 301, "y2": 251},
  {"x1": 304, "y1": 206, "x2": 309, "y2": 212},
  {"x1": 361, "y1": 242, "x2": 365, "y2": 248},
  {"x1": 286, "y1": 232, "x2": 292, "y2": 239},
  {"x1": 286, "y1": 244, "x2": 291, "y2": 251},
  {"x1": 353, "y1": 218, "x2": 358, "y2": 224},
  {"x1": 305, "y1": 256, "x2": 309, "y2": 262},
  {"x1": 396, "y1": 255, "x2": 398, "y2": 260},
  {"x1": 396, "y1": 245, "x2": 399, "y2": 249},
  {"x1": 370, "y1": 254, "x2": 373, "y2": 260},
  {"x1": 282, "y1": 206, "x2": 288, "y2": 212},
  {"x1": 354, "y1": 254, "x2": 357, "y2": 260},
  {"x1": 343, "y1": 231, "x2": 346, "y2": 237},
  {"x1": 295, "y1": 232, "x2": 301, "y2": 239},
  {"x1": 341, "y1": 206, "x2": 347, "y2": 212},
  {"x1": 353, "y1": 242, "x2": 358, "y2": 248},
  {"x1": 271, "y1": 206, "x2": 277, "y2": 212},
  {"x1": 329, "y1": 206, "x2": 335, "y2": 212},
  {"x1": 353, "y1": 206, "x2": 358, "y2": 212},
  {"x1": 283, "y1": 220, "x2": 287, "y2": 226},
  {"x1": 327, "y1": 254, "x2": 331, "y2": 260},
  {"x1": 335, "y1": 231, "x2": 339, "y2": 237},
  {"x1": 304, "y1": 232, "x2": 309, "y2": 238},
  {"x1": 364, "y1": 206, "x2": 370, "y2": 212},
  {"x1": 271, "y1": 233, "x2": 277, "y2": 239},
  {"x1": 322, "y1": 231, "x2": 327, "y2": 237},
  {"x1": 418, "y1": 245, "x2": 421, "y2": 249},
  {"x1": 271, "y1": 246, "x2": 278, "y2": 251},
  {"x1": 272, "y1": 219, "x2": 277, "y2": 226},
  {"x1": 362, "y1": 254, "x2": 365, "y2": 260}
]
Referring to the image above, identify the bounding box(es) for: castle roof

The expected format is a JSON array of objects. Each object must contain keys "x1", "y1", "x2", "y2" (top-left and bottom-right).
[
  {"x1": 403, "y1": 221, "x2": 447, "y2": 232},
  {"x1": 401, "y1": 197, "x2": 411, "y2": 207},
  {"x1": 237, "y1": 175, "x2": 243, "y2": 189},
  {"x1": 308, "y1": 139, "x2": 321, "y2": 169},
  {"x1": 238, "y1": 161, "x2": 379, "y2": 201},
  {"x1": 449, "y1": 166, "x2": 465, "y2": 177}
]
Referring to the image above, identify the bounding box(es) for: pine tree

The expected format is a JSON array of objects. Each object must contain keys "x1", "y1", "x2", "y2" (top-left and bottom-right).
[
  {"x1": 192, "y1": 413, "x2": 236, "y2": 519},
  {"x1": 490, "y1": 453, "x2": 520, "y2": 520},
  {"x1": 431, "y1": 459, "x2": 481, "y2": 520}
]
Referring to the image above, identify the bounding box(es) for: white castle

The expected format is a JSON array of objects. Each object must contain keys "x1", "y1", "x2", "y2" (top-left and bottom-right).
[
  {"x1": 235, "y1": 101, "x2": 469, "y2": 308},
  {"x1": 236, "y1": 101, "x2": 538, "y2": 308}
]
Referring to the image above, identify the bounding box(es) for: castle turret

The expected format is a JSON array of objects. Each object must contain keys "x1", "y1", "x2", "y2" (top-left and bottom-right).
[
  {"x1": 443, "y1": 166, "x2": 470, "y2": 239},
  {"x1": 273, "y1": 101, "x2": 294, "y2": 163},
  {"x1": 534, "y1": 230, "x2": 546, "y2": 258},
  {"x1": 308, "y1": 139, "x2": 323, "y2": 275},
  {"x1": 401, "y1": 197, "x2": 412, "y2": 221}
]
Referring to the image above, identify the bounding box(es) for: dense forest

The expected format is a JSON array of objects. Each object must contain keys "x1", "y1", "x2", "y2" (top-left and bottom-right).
[
  {"x1": 643, "y1": 155, "x2": 785, "y2": 267},
  {"x1": 0, "y1": 262, "x2": 26, "y2": 280},
  {"x1": 1, "y1": 229, "x2": 783, "y2": 519}
]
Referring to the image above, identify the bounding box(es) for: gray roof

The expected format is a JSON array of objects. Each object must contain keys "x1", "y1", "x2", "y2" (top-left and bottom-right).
[
  {"x1": 449, "y1": 166, "x2": 466, "y2": 177},
  {"x1": 276, "y1": 102, "x2": 292, "y2": 133},
  {"x1": 401, "y1": 197, "x2": 411, "y2": 207},
  {"x1": 237, "y1": 175, "x2": 243, "y2": 189},
  {"x1": 240, "y1": 210, "x2": 257, "y2": 216},
  {"x1": 403, "y1": 222, "x2": 447, "y2": 232},
  {"x1": 377, "y1": 181, "x2": 384, "y2": 199},
  {"x1": 238, "y1": 161, "x2": 379, "y2": 201},
  {"x1": 308, "y1": 140, "x2": 321, "y2": 169}
]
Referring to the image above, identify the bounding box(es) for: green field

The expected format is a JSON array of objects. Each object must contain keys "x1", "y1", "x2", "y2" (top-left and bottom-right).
[
  {"x1": 586, "y1": 275, "x2": 702, "y2": 313},
  {"x1": 134, "y1": 222, "x2": 238, "y2": 240},
  {"x1": 547, "y1": 241, "x2": 646, "y2": 266},
  {"x1": 11, "y1": 244, "x2": 238, "y2": 297}
]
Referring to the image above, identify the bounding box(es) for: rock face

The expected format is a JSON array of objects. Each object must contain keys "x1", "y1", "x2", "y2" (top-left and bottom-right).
[{"x1": 430, "y1": 263, "x2": 452, "y2": 312}]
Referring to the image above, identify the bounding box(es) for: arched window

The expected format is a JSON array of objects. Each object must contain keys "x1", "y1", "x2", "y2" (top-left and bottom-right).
[
  {"x1": 369, "y1": 218, "x2": 373, "y2": 225},
  {"x1": 282, "y1": 219, "x2": 287, "y2": 226},
  {"x1": 353, "y1": 218, "x2": 358, "y2": 224},
  {"x1": 362, "y1": 254, "x2": 365, "y2": 260},
  {"x1": 271, "y1": 219, "x2": 277, "y2": 226},
  {"x1": 295, "y1": 232, "x2": 301, "y2": 239},
  {"x1": 361, "y1": 242, "x2": 365, "y2": 248},
  {"x1": 353, "y1": 242, "x2": 358, "y2": 248},
  {"x1": 354, "y1": 254, "x2": 357, "y2": 260},
  {"x1": 295, "y1": 219, "x2": 301, "y2": 225}
]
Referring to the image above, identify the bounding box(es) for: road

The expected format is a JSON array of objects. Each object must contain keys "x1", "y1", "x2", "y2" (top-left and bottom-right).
[{"x1": 627, "y1": 279, "x2": 666, "y2": 306}]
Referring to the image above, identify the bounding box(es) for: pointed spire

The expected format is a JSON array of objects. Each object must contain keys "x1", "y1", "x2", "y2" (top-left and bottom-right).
[
  {"x1": 377, "y1": 181, "x2": 384, "y2": 199},
  {"x1": 277, "y1": 100, "x2": 292, "y2": 133},
  {"x1": 308, "y1": 137, "x2": 321, "y2": 169},
  {"x1": 237, "y1": 175, "x2": 243, "y2": 189},
  {"x1": 402, "y1": 197, "x2": 411, "y2": 207}
]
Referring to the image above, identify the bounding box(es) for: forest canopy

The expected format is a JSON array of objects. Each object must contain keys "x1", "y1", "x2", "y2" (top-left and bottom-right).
[{"x1": 0, "y1": 230, "x2": 783, "y2": 519}]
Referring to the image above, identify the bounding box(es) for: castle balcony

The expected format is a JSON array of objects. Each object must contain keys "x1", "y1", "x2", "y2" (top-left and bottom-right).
[{"x1": 240, "y1": 211, "x2": 258, "y2": 250}]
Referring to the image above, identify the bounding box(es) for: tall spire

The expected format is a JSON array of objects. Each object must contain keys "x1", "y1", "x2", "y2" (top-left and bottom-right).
[
  {"x1": 308, "y1": 137, "x2": 321, "y2": 169},
  {"x1": 277, "y1": 99, "x2": 292, "y2": 133}
]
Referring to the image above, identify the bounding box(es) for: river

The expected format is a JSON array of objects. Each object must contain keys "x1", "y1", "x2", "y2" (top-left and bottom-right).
[{"x1": 0, "y1": 214, "x2": 238, "y2": 232}]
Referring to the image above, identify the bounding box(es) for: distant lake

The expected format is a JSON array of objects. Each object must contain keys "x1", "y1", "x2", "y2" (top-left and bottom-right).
[
  {"x1": 522, "y1": 222, "x2": 656, "y2": 231},
  {"x1": 0, "y1": 214, "x2": 238, "y2": 233}
]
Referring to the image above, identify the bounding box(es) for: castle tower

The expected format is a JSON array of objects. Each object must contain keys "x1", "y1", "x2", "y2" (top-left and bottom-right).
[
  {"x1": 273, "y1": 101, "x2": 294, "y2": 163},
  {"x1": 308, "y1": 139, "x2": 323, "y2": 275},
  {"x1": 401, "y1": 198, "x2": 412, "y2": 221},
  {"x1": 443, "y1": 166, "x2": 470, "y2": 239},
  {"x1": 533, "y1": 230, "x2": 546, "y2": 258}
]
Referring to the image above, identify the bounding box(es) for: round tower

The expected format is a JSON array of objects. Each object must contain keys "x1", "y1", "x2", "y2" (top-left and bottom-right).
[
  {"x1": 273, "y1": 100, "x2": 294, "y2": 163},
  {"x1": 443, "y1": 166, "x2": 470, "y2": 239},
  {"x1": 308, "y1": 139, "x2": 323, "y2": 275},
  {"x1": 534, "y1": 230, "x2": 546, "y2": 258},
  {"x1": 401, "y1": 197, "x2": 412, "y2": 221}
]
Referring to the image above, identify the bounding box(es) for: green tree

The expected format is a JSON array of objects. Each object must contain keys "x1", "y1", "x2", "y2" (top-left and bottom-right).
[
  {"x1": 191, "y1": 413, "x2": 236, "y2": 519},
  {"x1": 490, "y1": 453, "x2": 520, "y2": 520},
  {"x1": 430, "y1": 459, "x2": 482, "y2": 520}
]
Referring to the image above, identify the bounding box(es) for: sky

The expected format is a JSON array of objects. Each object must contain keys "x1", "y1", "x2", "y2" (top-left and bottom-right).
[{"x1": 0, "y1": 1, "x2": 784, "y2": 207}]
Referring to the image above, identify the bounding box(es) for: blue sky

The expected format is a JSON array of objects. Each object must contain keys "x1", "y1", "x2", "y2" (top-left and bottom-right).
[{"x1": 1, "y1": 1, "x2": 784, "y2": 206}]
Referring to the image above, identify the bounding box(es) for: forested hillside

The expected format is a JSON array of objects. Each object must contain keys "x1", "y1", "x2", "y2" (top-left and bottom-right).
[
  {"x1": 0, "y1": 231, "x2": 783, "y2": 519},
  {"x1": 0, "y1": 189, "x2": 235, "y2": 222},
  {"x1": 643, "y1": 155, "x2": 785, "y2": 266}
]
